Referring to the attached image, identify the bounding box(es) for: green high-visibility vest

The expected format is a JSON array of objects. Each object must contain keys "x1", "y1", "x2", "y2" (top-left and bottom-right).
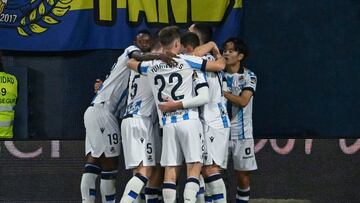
[{"x1": 0, "y1": 71, "x2": 18, "y2": 139}]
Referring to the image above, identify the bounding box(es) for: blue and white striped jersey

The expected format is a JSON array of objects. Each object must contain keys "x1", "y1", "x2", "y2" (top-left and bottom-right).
[
  {"x1": 138, "y1": 54, "x2": 208, "y2": 126},
  {"x1": 198, "y1": 53, "x2": 230, "y2": 129},
  {"x1": 92, "y1": 45, "x2": 139, "y2": 118},
  {"x1": 225, "y1": 68, "x2": 257, "y2": 139},
  {"x1": 124, "y1": 70, "x2": 155, "y2": 118}
]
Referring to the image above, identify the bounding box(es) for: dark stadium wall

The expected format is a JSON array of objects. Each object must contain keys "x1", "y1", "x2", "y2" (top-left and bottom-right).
[
  {"x1": 1, "y1": 139, "x2": 359, "y2": 202},
  {"x1": 2, "y1": 0, "x2": 360, "y2": 139},
  {"x1": 3, "y1": 50, "x2": 122, "y2": 140},
  {"x1": 242, "y1": 0, "x2": 360, "y2": 138}
]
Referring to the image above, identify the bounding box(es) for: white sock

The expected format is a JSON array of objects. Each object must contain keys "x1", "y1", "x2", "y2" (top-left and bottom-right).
[
  {"x1": 100, "y1": 170, "x2": 117, "y2": 203},
  {"x1": 236, "y1": 187, "x2": 250, "y2": 202},
  {"x1": 196, "y1": 174, "x2": 205, "y2": 203},
  {"x1": 205, "y1": 174, "x2": 226, "y2": 203},
  {"x1": 120, "y1": 173, "x2": 148, "y2": 203},
  {"x1": 145, "y1": 187, "x2": 159, "y2": 203},
  {"x1": 162, "y1": 182, "x2": 176, "y2": 203},
  {"x1": 184, "y1": 177, "x2": 200, "y2": 203},
  {"x1": 80, "y1": 164, "x2": 101, "y2": 203},
  {"x1": 204, "y1": 183, "x2": 213, "y2": 203},
  {"x1": 133, "y1": 187, "x2": 145, "y2": 203}
]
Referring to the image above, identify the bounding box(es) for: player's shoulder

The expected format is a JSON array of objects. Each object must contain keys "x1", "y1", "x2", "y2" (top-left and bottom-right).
[{"x1": 244, "y1": 67, "x2": 256, "y2": 77}]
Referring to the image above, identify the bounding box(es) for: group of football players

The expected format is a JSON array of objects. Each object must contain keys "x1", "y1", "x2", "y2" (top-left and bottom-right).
[{"x1": 80, "y1": 24, "x2": 257, "y2": 203}]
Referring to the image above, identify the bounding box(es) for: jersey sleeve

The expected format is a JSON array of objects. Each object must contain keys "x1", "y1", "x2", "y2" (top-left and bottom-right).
[
  {"x1": 244, "y1": 71, "x2": 257, "y2": 93},
  {"x1": 137, "y1": 61, "x2": 152, "y2": 76},
  {"x1": 181, "y1": 54, "x2": 207, "y2": 71},
  {"x1": 192, "y1": 70, "x2": 209, "y2": 95},
  {"x1": 125, "y1": 45, "x2": 140, "y2": 58}
]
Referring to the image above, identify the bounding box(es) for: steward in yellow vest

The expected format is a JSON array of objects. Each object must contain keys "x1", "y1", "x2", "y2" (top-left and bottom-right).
[{"x1": 0, "y1": 62, "x2": 18, "y2": 139}]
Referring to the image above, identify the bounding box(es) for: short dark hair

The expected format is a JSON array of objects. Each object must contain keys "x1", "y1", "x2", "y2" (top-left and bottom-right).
[
  {"x1": 180, "y1": 32, "x2": 200, "y2": 49},
  {"x1": 223, "y1": 37, "x2": 249, "y2": 60},
  {"x1": 193, "y1": 23, "x2": 213, "y2": 43},
  {"x1": 158, "y1": 26, "x2": 181, "y2": 48}
]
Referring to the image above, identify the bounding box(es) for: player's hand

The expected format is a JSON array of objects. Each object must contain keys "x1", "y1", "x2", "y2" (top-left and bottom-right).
[
  {"x1": 94, "y1": 79, "x2": 103, "y2": 93},
  {"x1": 223, "y1": 91, "x2": 231, "y2": 99},
  {"x1": 160, "y1": 52, "x2": 178, "y2": 67},
  {"x1": 158, "y1": 96, "x2": 182, "y2": 112}
]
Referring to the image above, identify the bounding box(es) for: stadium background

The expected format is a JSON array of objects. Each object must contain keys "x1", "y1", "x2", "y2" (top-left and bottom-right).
[
  {"x1": 1, "y1": 0, "x2": 360, "y2": 202},
  {"x1": 1, "y1": 139, "x2": 359, "y2": 202}
]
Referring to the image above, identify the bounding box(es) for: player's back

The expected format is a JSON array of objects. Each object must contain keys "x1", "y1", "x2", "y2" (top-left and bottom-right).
[
  {"x1": 92, "y1": 45, "x2": 139, "y2": 116},
  {"x1": 139, "y1": 54, "x2": 205, "y2": 125}
]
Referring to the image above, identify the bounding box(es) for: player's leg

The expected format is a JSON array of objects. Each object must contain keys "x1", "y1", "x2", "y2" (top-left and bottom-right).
[
  {"x1": 179, "y1": 120, "x2": 204, "y2": 203},
  {"x1": 161, "y1": 123, "x2": 183, "y2": 203},
  {"x1": 233, "y1": 139, "x2": 257, "y2": 203},
  {"x1": 235, "y1": 171, "x2": 251, "y2": 203},
  {"x1": 81, "y1": 107, "x2": 105, "y2": 203},
  {"x1": 99, "y1": 156, "x2": 119, "y2": 203},
  {"x1": 201, "y1": 126, "x2": 229, "y2": 203},
  {"x1": 120, "y1": 117, "x2": 156, "y2": 203},
  {"x1": 196, "y1": 174, "x2": 205, "y2": 203},
  {"x1": 145, "y1": 125, "x2": 164, "y2": 202},
  {"x1": 81, "y1": 154, "x2": 101, "y2": 203}
]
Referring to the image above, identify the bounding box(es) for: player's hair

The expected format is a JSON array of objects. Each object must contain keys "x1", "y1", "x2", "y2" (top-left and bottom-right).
[
  {"x1": 193, "y1": 23, "x2": 213, "y2": 43},
  {"x1": 137, "y1": 29, "x2": 152, "y2": 37},
  {"x1": 223, "y1": 37, "x2": 249, "y2": 60},
  {"x1": 158, "y1": 26, "x2": 181, "y2": 48},
  {"x1": 151, "y1": 32, "x2": 162, "y2": 51},
  {"x1": 180, "y1": 32, "x2": 200, "y2": 49}
]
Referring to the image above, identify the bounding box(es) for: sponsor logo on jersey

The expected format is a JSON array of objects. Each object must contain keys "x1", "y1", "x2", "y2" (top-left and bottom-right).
[{"x1": 100, "y1": 127, "x2": 105, "y2": 134}]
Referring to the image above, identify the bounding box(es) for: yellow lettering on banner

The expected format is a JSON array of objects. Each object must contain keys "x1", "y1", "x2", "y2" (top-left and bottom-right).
[
  {"x1": 117, "y1": 0, "x2": 126, "y2": 8},
  {"x1": 128, "y1": 0, "x2": 158, "y2": 23},
  {"x1": 191, "y1": 0, "x2": 229, "y2": 22},
  {"x1": 170, "y1": 0, "x2": 187, "y2": 23},
  {"x1": 99, "y1": 0, "x2": 112, "y2": 21},
  {"x1": 69, "y1": 0, "x2": 93, "y2": 10},
  {"x1": 69, "y1": 0, "x2": 126, "y2": 10},
  {"x1": 234, "y1": 0, "x2": 242, "y2": 8},
  {"x1": 158, "y1": 0, "x2": 187, "y2": 23},
  {"x1": 158, "y1": 0, "x2": 169, "y2": 23}
]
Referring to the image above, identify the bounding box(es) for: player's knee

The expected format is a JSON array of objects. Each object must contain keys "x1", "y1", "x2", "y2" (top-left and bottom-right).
[
  {"x1": 100, "y1": 156, "x2": 119, "y2": 171},
  {"x1": 236, "y1": 171, "x2": 251, "y2": 188},
  {"x1": 202, "y1": 165, "x2": 220, "y2": 177}
]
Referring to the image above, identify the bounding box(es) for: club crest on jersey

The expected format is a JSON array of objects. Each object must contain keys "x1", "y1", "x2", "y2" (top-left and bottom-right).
[
  {"x1": 0, "y1": 0, "x2": 72, "y2": 37},
  {"x1": 110, "y1": 147, "x2": 116, "y2": 153}
]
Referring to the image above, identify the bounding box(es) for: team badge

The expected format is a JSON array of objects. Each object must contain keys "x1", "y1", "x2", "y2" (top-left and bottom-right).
[
  {"x1": 0, "y1": 0, "x2": 72, "y2": 37},
  {"x1": 110, "y1": 146, "x2": 115, "y2": 153}
]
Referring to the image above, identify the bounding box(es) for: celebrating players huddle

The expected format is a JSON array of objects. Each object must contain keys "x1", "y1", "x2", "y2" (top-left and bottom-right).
[{"x1": 81, "y1": 24, "x2": 257, "y2": 203}]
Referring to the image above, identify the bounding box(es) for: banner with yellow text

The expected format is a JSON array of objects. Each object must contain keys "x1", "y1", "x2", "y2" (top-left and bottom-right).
[{"x1": 0, "y1": 0, "x2": 243, "y2": 51}]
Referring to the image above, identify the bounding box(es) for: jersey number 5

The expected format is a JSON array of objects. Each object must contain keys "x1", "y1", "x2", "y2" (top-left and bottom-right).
[{"x1": 154, "y1": 73, "x2": 184, "y2": 102}]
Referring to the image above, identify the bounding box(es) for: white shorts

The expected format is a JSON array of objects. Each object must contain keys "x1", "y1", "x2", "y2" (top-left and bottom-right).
[
  {"x1": 229, "y1": 138, "x2": 258, "y2": 171},
  {"x1": 121, "y1": 117, "x2": 156, "y2": 169},
  {"x1": 84, "y1": 106, "x2": 121, "y2": 158},
  {"x1": 161, "y1": 119, "x2": 204, "y2": 166},
  {"x1": 203, "y1": 124, "x2": 230, "y2": 169}
]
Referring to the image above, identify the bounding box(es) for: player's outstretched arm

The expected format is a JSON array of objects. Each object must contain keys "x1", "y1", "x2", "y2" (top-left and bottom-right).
[
  {"x1": 224, "y1": 90, "x2": 253, "y2": 108},
  {"x1": 127, "y1": 58, "x2": 141, "y2": 72},
  {"x1": 131, "y1": 51, "x2": 177, "y2": 66},
  {"x1": 192, "y1": 41, "x2": 218, "y2": 57},
  {"x1": 158, "y1": 86, "x2": 209, "y2": 112},
  {"x1": 204, "y1": 56, "x2": 226, "y2": 72}
]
